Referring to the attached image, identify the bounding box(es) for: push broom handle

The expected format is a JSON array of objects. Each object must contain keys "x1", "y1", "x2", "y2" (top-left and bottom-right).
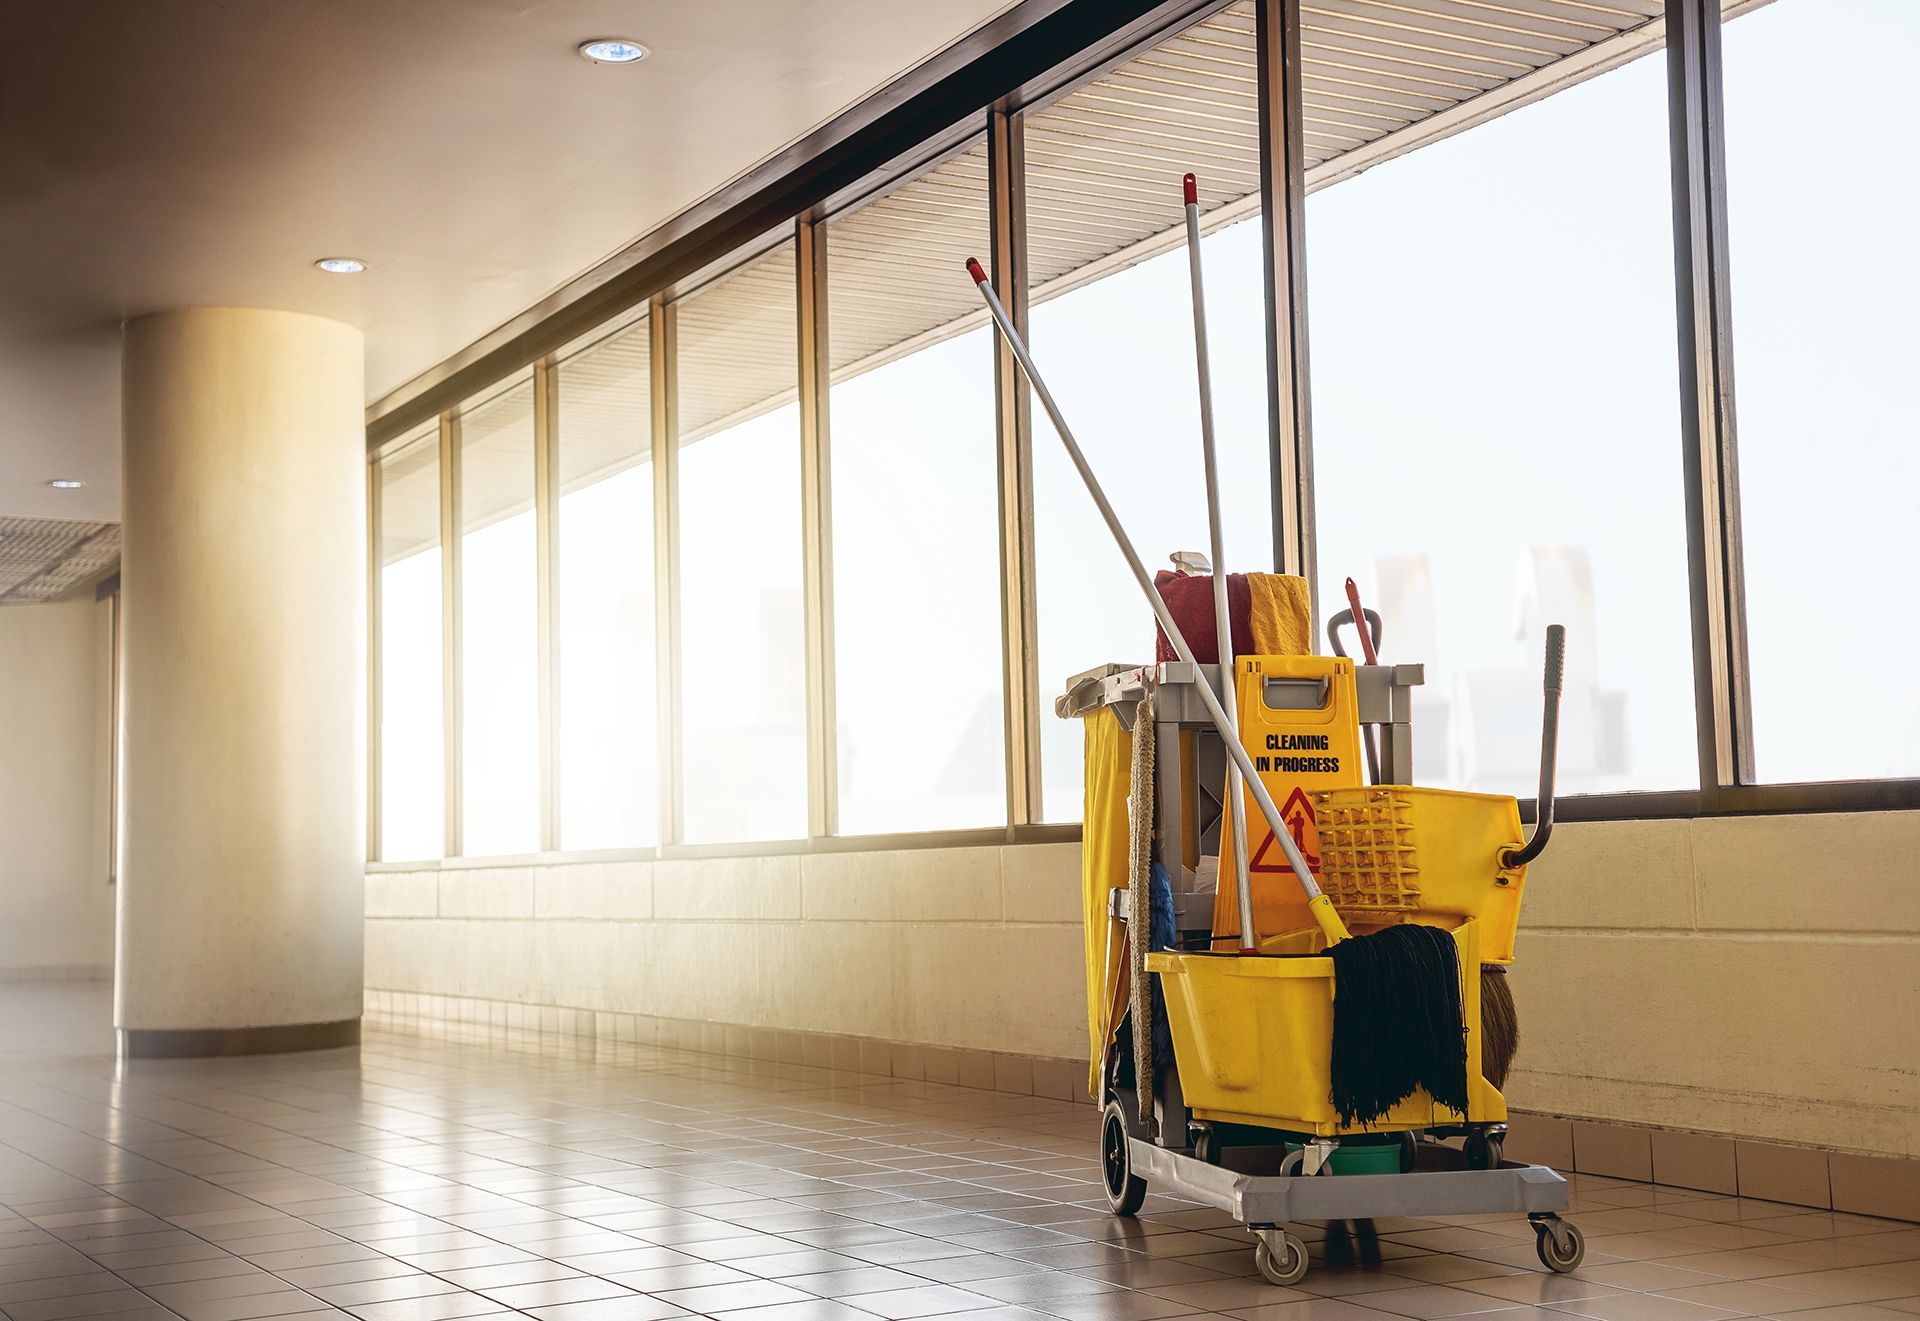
[
  {"x1": 966, "y1": 257, "x2": 1351, "y2": 948},
  {"x1": 1182, "y1": 174, "x2": 1258, "y2": 955}
]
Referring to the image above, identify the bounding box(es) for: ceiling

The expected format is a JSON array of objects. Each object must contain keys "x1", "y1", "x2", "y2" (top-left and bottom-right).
[
  {"x1": 0, "y1": 517, "x2": 120, "y2": 605},
  {"x1": 0, "y1": 0, "x2": 1018, "y2": 527}
]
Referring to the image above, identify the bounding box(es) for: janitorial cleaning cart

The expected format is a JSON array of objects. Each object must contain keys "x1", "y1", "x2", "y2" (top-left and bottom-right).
[{"x1": 965, "y1": 174, "x2": 1586, "y2": 1288}]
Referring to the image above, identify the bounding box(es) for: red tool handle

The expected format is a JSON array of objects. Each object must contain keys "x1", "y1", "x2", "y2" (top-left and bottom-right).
[{"x1": 1344, "y1": 578, "x2": 1379, "y2": 666}]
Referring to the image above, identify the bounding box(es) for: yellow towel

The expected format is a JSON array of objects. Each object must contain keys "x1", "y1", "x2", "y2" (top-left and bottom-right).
[{"x1": 1247, "y1": 572, "x2": 1313, "y2": 657}]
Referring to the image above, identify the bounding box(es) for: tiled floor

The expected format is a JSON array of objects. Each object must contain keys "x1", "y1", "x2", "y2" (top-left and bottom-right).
[{"x1": 1, "y1": 987, "x2": 1915, "y2": 1321}]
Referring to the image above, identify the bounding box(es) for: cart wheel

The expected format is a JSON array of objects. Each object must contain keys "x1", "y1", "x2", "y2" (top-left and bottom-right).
[
  {"x1": 1399, "y1": 1132, "x2": 1418, "y2": 1172},
  {"x1": 1193, "y1": 1128, "x2": 1219, "y2": 1166},
  {"x1": 1101, "y1": 1102, "x2": 1146, "y2": 1217},
  {"x1": 1464, "y1": 1132, "x2": 1504, "y2": 1170},
  {"x1": 1254, "y1": 1230, "x2": 1310, "y2": 1287},
  {"x1": 1533, "y1": 1218, "x2": 1585, "y2": 1273}
]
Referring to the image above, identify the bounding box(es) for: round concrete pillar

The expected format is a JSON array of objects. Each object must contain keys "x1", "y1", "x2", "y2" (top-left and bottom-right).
[{"x1": 117, "y1": 307, "x2": 366, "y2": 1056}]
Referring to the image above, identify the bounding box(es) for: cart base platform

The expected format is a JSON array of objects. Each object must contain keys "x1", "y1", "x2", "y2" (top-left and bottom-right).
[
  {"x1": 1129, "y1": 1137, "x2": 1569, "y2": 1222},
  {"x1": 1104, "y1": 1122, "x2": 1586, "y2": 1285}
]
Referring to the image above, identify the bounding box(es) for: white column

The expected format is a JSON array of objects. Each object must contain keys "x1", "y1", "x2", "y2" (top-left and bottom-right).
[{"x1": 117, "y1": 308, "x2": 366, "y2": 1055}]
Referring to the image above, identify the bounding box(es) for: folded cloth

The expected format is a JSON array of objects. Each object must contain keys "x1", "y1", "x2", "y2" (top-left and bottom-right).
[
  {"x1": 1247, "y1": 572, "x2": 1312, "y2": 657},
  {"x1": 1154, "y1": 570, "x2": 1253, "y2": 664},
  {"x1": 1153, "y1": 570, "x2": 1311, "y2": 662}
]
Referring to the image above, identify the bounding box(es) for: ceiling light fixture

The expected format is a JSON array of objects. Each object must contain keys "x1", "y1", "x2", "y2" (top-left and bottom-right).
[
  {"x1": 578, "y1": 38, "x2": 648, "y2": 64},
  {"x1": 49, "y1": 479, "x2": 84, "y2": 489},
  {"x1": 314, "y1": 257, "x2": 367, "y2": 274}
]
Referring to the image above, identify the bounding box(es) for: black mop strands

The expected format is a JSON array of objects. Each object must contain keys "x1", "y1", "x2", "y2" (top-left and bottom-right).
[{"x1": 1328, "y1": 923, "x2": 1470, "y2": 1127}]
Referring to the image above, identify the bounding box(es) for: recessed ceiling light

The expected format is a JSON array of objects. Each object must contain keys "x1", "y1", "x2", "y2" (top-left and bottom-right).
[
  {"x1": 49, "y1": 479, "x2": 84, "y2": 489},
  {"x1": 578, "y1": 38, "x2": 648, "y2": 64},
  {"x1": 314, "y1": 257, "x2": 367, "y2": 274}
]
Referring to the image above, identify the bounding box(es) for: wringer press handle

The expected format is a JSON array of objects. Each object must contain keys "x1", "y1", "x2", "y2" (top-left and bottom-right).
[{"x1": 1503, "y1": 624, "x2": 1565, "y2": 869}]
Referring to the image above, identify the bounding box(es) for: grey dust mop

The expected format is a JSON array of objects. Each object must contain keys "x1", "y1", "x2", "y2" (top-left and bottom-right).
[{"x1": 966, "y1": 243, "x2": 1469, "y2": 1127}]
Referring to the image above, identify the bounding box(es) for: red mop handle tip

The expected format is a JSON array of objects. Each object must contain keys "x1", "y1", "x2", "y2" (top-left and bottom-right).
[
  {"x1": 1182, "y1": 173, "x2": 1198, "y2": 205},
  {"x1": 965, "y1": 257, "x2": 988, "y2": 285}
]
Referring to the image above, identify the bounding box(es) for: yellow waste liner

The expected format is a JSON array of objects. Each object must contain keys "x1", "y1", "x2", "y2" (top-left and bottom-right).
[
  {"x1": 1146, "y1": 919, "x2": 1506, "y2": 1137},
  {"x1": 1311, "y1": 785, "x2": 1529, "y2": 964}
]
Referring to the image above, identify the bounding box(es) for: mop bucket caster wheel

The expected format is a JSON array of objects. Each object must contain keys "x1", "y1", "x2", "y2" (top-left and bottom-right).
[
  {"x1": 1532, "y1": 1217, "x2": 1584, "y2": 1273},
  {"x1": 1100, "y1": 1102, "x2": 1146, "y2": 1217},
  {"x1": 1193, "y1": 1127, "x2": 1220, "y2": 1166},
  {"x1": 1464, "y1": 1132, "x2": 1504, "y2": 1170},
  {"x1": 1254, "y1": 1229, "x2": 1309, "y2": 1286}
]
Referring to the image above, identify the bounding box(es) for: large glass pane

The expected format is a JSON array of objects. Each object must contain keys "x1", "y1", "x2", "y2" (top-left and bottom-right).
[
  {"x1": 675, "y1": 243, "x2": 808, "y2": 843},
  {"x1": 458, "y1": 376, "x2": 540, "y2": 855},
  {"x1": 557, "y1": 318, "x2": 658, "y2": 848},
  {"x1": 1722, "y1": 0, "x2": 1920, "y2": 783},
  {"x1": 1024, "y1": 2, "x2": 1270, "y2": 822},
  {"x1": 1306, "y1": 47, "x2": 1697, "y2": 798},
  {"x1": 377, "y1": 429, "x2": 443, "y2": 861},
  {"x1": 825, "y1": 141, "x2": 1006, "y2": 834}
]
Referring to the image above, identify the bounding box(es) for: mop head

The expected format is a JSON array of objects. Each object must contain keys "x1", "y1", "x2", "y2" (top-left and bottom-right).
[{"x1": 1328, "y1": 924, "x2": 1470, "y2": 1127}]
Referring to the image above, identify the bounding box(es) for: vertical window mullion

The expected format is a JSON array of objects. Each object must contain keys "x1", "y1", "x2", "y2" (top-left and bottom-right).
[
  {"x1": 651, "y1": 295, "x2": 684, "y2": 847},
  {"x1": 439, "y1": 410, "x2": 464, "y2": 858},
  {"x1": 1256, "y1": 0, "x2": 1316, "y2": 608},
  {"x1": 797, "y1": 218, "x2": 838, "y2": 841},
  {"x1": 366, "y1": 459, "x2": 381, "y2": 864},
  {"x1": 989, "y1": 106, "x2": 1039, "y2": 830},
  {"x1": 533, "y1": 358, "x2": 561, "y2": 851},
  {"x1": 1666, "y1": 0, "x2": 1754, "y2": 795}
]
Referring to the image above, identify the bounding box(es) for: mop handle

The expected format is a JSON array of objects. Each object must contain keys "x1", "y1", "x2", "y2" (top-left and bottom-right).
[
  {"x1": 966, "y1": 258, "x2": 1349, "y2": 948},
  {"x1": 1343, "y1": 578, "x2": 1379, "y2": 666},
  {"x1": 1182, "y1": 174, "x2": 1257, "y2": 955}
]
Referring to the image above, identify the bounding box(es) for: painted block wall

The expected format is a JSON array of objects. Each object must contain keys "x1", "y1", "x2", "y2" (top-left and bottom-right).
[{"x1": 366, "y1": 808, "x2": 1919, "y2": 1159}]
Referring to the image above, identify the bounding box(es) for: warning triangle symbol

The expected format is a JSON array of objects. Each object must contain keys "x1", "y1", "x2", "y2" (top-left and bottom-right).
[{"x1": 1248, "y1": 786, "x2": 1321, "y2": 872}]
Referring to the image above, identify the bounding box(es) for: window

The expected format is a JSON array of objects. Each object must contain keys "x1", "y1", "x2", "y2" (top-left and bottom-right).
[
  {"x1": 1023, "y1": 3, "x2": 1271, "y2": 822},
  {"x1": 376, "y1": 429, "x2": 444, "y2": 861},
  {"x1": 1721, "y1": 0, "x2": 1920, "y2": 783},
  {"x1": 1305, "y1": 46, "x2": 1697, "y2": 799},
  {"x1": 458, "y1": 376, "x2": 540, "y2": 855},
  {"x1": 824, "y1": 141, "x2": 1007, "y2": 834},
  {"x1": 674, "y1": 243, "x2": 808, "y2": 843},
  {"x1": 556, "y1": 318, "x2": 659, "y2": 848}
]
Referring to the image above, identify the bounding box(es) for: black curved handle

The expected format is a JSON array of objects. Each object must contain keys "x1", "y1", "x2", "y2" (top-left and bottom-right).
[
  {"x1": 1503, "y1": 624, "x2": 1565, "y2": 869},
  {"x1": 1326, "y1": 607, "x2": 1382, "y2": 661}
]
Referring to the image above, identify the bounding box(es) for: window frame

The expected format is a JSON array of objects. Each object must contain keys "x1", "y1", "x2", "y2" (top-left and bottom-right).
[{"x1": 363, "y1": 0, "x2": 1918, "y2": 873}]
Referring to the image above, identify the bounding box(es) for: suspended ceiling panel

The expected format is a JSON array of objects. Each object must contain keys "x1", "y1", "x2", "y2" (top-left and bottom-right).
[
  {"x1": 459, "y1": 375, "x2": 537, "y2": 534},
  {"x1": 378, "y1": 427, "x2": 440, "y2": 569},
  {"x1": 0, "y1": 516, "x2": 119, "y2": 604},
  {"x1": 556, "y1": 320, "x2": 652, "y2": 494},
  {"x1": 1025, "y1": 2, "x2": 1262, "y2": 301},
  {"x1": 1020, "y1": 0, "x2": 1663, "y2": 308},
  {"x1": 825, "y1": 139, "x2": 992, "y2": 382},
  {"x1": 674, "y1": 243, "x2": 799, "y2": 445},
  {"x1": 1300, "y1": 0, "x2": 1664, "y2": 184}
]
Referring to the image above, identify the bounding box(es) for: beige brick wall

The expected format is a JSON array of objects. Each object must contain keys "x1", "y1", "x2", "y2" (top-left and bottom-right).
[{"x1": 366, "y1": 809, "x2": 1919, "y2": 1160}]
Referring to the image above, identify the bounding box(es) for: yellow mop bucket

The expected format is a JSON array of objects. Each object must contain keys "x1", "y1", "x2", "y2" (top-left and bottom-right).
[
  {"x1": 1311, "y1": 786, "x2": 1529, "y2": 964},
  {"x1": 1146, "y1": 918, "x2": 1506, "y2": 1137}
]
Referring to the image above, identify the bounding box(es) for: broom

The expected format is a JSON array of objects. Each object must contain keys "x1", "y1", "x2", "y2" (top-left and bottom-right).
[{"x1": 968, "y1": 243, "x2": 1479, "y2": 1125}]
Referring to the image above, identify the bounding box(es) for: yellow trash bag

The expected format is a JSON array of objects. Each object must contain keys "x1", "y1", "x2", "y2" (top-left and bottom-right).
[{"x1": 1080, "y1": 706, "x2": 1133, "y2": 1100}]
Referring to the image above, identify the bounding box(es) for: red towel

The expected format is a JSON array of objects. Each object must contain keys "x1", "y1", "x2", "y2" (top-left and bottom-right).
[{"x1": 1154, "y1": 571, "x2": 1255, "y2": 664}]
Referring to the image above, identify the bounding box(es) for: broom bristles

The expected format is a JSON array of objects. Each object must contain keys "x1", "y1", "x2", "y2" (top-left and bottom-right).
[{"x1": 1480, "y1": 964, "x2": 1519, "y2": 1091}]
